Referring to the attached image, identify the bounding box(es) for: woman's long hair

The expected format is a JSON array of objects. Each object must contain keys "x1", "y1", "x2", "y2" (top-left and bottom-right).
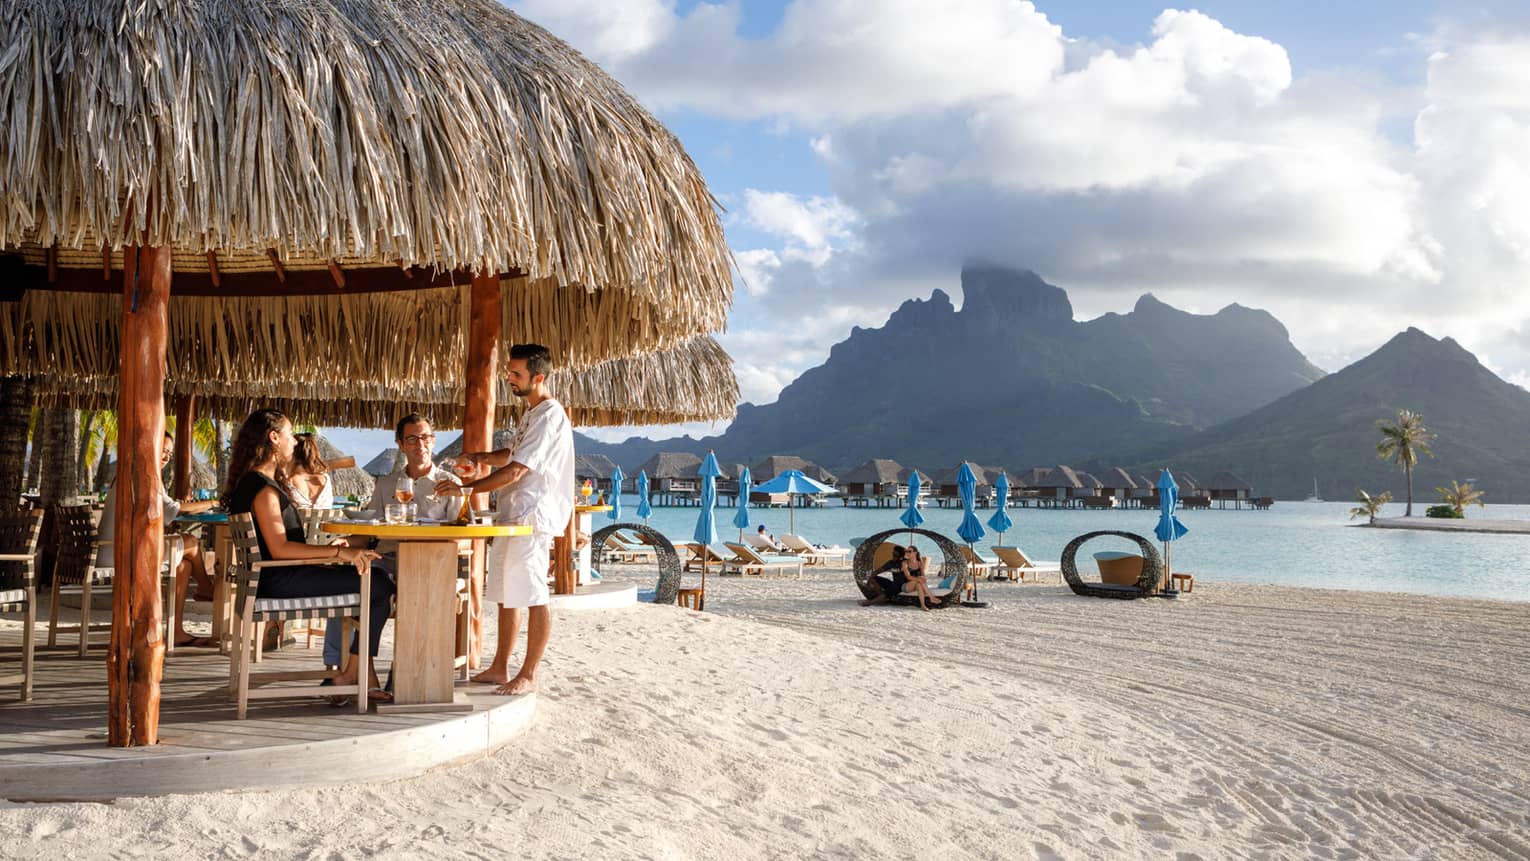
[
  {"x1": 221, "y1": 409, "x2": 290, "y2": 507},
  {"x1": 290, "y1": 433, "x2": 328, "y2": 476}
]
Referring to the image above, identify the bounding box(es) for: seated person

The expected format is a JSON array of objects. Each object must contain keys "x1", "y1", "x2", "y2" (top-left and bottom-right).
[
  {"x1": 320, "y1": 413, "x2": 460, "y2": 669},
  {"x1": 286, "y1": 434, "x2": 335, "y2": 509},
  {"x1": 901, "y1": 545, "x2": 939, "y2": 610},
  {"x1": 858, "y1": 543, "x2": 907, "y2": 606},
  {"x1": 750, "y1": 524, "x2": 783, "y2": 552},
  {"x1": 224, "y1": 409, "x2": 390, "y2": 702},
  {"x1": 98, "y1": 431, "x2": 219, "y2": 647}
]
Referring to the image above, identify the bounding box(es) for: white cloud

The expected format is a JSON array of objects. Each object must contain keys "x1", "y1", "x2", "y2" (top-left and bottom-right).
[{"x1": 512, "y1": 1, "x2": 1530, "y2": 407}]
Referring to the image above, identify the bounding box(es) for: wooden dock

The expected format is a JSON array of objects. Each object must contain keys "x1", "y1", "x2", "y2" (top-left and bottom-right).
[{"x1": 0, "y1": 624, "x2": 535, "y2": 801}]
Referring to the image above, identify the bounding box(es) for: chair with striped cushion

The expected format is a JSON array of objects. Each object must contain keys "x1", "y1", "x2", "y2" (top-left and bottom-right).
[
  {"x1": 298, "y1": 507, "x2": 343, "y2": 648},
  {"x1": 226, "y1": 512, "x2": 370, "y2": 717},
  {"x1": 0, "y1": 508, "x2": 44, "y2": 700}
]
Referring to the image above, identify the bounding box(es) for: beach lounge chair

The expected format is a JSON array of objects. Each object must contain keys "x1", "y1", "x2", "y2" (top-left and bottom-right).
[
  {"x1": 778, "y1": 533, "x2": 850, "y2": 565},
  {"x1": 605, "y1": 531, "x2": 657, "y2": 563},
  {"x1": 745, "y1": 531, "x2": 784, "y2": 553},
  {"x1": 722, "y1": 543, "x2": 805, "y2": 578},
  {"x1": 958, "y1": 545, "x2": 996, "y2": 580},
  {"x1": 677, "y1": 541, "x2": 730, "y2": 573},
  {"x1": 991, "y1": 546, "x2": 1062, "y2": 583}
]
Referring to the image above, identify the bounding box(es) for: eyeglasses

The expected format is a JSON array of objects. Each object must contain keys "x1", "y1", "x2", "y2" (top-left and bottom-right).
[{"x1": 401, "y1": 434, "x2": 435, "y2": 445}]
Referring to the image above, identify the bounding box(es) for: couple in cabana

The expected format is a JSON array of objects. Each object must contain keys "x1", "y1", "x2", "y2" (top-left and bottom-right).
[{"x1": 224, "y1": 344, "x2": 573, "y2": 702}]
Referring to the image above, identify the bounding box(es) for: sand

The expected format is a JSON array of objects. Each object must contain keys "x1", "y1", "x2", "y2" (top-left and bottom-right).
[{"x1": 3, "y1": 565, "x2": 1530, "y2": 859}]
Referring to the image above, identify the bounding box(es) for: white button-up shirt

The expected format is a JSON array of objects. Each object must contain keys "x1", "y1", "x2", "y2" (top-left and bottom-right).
[{"x1": 498, "y1": 398, "x2": 575, "y2": 536}]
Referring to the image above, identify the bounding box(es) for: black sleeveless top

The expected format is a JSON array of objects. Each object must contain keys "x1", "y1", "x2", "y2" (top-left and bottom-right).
[{"x1": 227, "y1": 471, "x2": 305, "y2": 560}]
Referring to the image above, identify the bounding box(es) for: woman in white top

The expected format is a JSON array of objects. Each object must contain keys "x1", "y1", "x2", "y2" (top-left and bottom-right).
[{"x1": 286, "y1": 433, "x2": 335, "y2": 509}]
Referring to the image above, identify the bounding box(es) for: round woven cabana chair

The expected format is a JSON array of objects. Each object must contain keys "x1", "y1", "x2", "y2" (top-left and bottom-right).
[
  {"x1": 852, "y1": 528, "x2": 968, "y2": 609},
  {"x1": 590, "y1": 523, "x2": 682, "y2": 606},
  {"x1": 1059, "y1": 531, "x2": 1163, "y2": 599}
]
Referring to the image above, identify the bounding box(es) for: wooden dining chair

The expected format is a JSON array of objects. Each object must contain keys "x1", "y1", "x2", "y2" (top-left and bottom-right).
[{"x1": 0, "y1": 508, "x2": 44, "y2": 700}]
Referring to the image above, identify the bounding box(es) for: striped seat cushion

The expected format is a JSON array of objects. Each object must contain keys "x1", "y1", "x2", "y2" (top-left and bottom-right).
[
  {"x1": 0, "y1": 587, "x2": 26, "y2": 608},
  {"x1": 252, "y1": 593, "x2": 361, "y2": 620}
]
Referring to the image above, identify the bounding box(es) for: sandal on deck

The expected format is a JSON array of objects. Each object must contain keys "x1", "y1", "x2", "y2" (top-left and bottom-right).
[
  {"x1": 367, "y1": 688, "x2": 393, "y2": 704},
  {"x1": 174, "y1": 635, "x2": 215, "y2": 648}
]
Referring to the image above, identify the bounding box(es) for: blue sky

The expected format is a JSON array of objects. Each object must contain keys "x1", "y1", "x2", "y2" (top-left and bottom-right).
[{"x1": 325, "y1": 1, "x2": 1530, "y2": 460}]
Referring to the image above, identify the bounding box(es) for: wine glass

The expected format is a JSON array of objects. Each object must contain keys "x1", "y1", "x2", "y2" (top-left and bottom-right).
[{"x1": 394, "y1": 486, "x2": 414, "y2": 504}]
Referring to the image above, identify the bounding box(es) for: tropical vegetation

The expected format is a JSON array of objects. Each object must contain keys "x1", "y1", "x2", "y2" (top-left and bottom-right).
[
  {"x1": 1435, "y1": 480, "x2": 1485, "y2": 517},
  {"x1": 1376, "y1": 409, "x2": 1435, "y2": 516},
  {"x1": 1348, "y1": 489, "x2": 1392, "y2": 524}
]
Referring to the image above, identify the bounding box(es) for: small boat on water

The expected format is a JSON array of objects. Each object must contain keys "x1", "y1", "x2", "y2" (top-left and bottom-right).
[{"x1": 1303, "y1": 478, "x2": 1323, "y2": 503}]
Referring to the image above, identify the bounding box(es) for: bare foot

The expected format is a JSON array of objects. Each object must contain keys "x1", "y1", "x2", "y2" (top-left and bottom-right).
[
  {"x1": 471, "y1": 667, "x2": 512, "y2": 685},
  {"x1": 493, "y1": 675, "x2": 536, "y2": 696}
]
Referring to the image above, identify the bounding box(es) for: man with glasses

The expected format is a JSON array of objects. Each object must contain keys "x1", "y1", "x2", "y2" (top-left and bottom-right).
[{"x1": 319, "y1": 414, "x2": 462, "y2": 668}]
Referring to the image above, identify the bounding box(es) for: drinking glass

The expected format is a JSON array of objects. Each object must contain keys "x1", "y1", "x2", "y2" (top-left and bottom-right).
[{"x1": 384, "y1": 503, "x2": 407, "y2": 524}]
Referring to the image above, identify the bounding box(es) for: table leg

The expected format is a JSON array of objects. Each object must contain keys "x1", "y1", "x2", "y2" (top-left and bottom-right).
[
  {"x1": 468, "y1": 538, "x2": 485, "y2": 670},
  {"x1": 211, "y1": 525, "x2": 232, "y2": 652},
  {"x1": 383, "y1": 540, "x2": 470, "y2": 713},
  {"x1": 553, "y1": 513, "x2": 577, "y2": 595},
  {"x1": 575, "y1": 511, "x2": 594, "y2": 587}
]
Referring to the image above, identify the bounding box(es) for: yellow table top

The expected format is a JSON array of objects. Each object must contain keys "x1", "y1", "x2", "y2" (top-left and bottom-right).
[
  {"x1": 575, "y1": 505, "x2": 613, "y2": 513},
  {"x1": 320, "y1": 521, "x2": 530, "y2": 539}
]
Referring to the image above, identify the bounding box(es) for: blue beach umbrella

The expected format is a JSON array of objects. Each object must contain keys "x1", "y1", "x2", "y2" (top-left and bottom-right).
[
  {"x1": 693, "y1": 453, "x2": 722, "y2": 597},
  {"x1": 636, "y1": 471, "x2": 652, "y2": 524},
  {"x1": 607, "y1": 465, "x2": 624, "y2": 521},
  {"x1": 987, "y1": 471, "x2": 1014, "y2": 543},
  {"x1": 732, "y1": 466, "x2": 753, "y2": 540},
  {"x1": 1154, "y1": 468, "x2": 1189, "y2": 595},
  {"x1": 751, "y1": 468, "x2": 836, "y2": 534},
  {"x1": 900, "y1": 471, "x2": 925, "y2": 530},
  {"x1": 956, "y1": 463, "x2": 986, "y2": 545}
]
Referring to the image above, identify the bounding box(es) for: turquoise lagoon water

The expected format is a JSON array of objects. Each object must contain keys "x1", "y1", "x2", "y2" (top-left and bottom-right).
[{"x1": 606, "y1": 499, "x2": 1530, "y2": 603}]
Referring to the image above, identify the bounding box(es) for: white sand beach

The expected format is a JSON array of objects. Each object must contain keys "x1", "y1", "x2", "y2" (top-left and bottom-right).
[{"x1": 4, "y1": 567, "x2": 1530, "y2": 859}]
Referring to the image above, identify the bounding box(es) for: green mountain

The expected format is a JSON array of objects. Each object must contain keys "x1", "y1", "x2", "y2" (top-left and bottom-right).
[
  {"x1": 578, "y1": 265, "x2": 1325, "y2": 475},
  {"x1": 1121, "y1": 328, "x2": 1530, "y2": 502}
]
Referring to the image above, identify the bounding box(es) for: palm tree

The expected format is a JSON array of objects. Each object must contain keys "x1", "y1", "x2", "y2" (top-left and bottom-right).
[
  {"x1": 0, "y1": 376, "x2": 33, "y2": 502},
  {"x1": 1435, "y1": 480, "x2": 1485, "y2": 516},
  {"x1": 1348, "y1": 489, "x2": 1392, "y2": 524},
  {"x1": 1376, "y1": 410, "x2": 1435, "y2": 516}
]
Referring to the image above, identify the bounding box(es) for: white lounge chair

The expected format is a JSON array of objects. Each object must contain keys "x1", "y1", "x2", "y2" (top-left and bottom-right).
[
  {"x1": 991, "y1": 546, "x2": 1062, "y2": 583},
  {"x1": 745, "y1": 532, "x2": 784, "y2": 553},
  {"x1": 722, "y1": 543, "x2": 804, "y2": 578},
  {"x1": 779, "y1": 533, "x2": 850, "y2": 565}
]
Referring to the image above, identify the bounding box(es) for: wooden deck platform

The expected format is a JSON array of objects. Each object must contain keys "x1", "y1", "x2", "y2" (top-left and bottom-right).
[{"x1": 0, "y1": 622, "x2": 535, "y2": 802}]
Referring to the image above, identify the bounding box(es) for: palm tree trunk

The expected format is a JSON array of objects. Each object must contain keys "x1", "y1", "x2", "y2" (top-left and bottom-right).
[
  {"x1": 76, "y1": 411, "x2": 97, "y2": 495},
  {"x1": 39, "y1": 408, "x2": 80, "y2": 508},
  {"x1": 0, "y1": 376, "x2": 34, "y2": 503},
  {"x1": 1405, "y1": 464, "x2": 1414, "y2": 517},
  {"x1": 24, "y1": 408, "x2": 42, "y2": 492},
  {"x1": 95, "y1": 444, "x2": 112, "y2": 493}
]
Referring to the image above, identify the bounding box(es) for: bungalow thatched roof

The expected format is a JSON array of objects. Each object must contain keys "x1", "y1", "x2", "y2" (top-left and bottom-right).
[
  {"x1": 1074, "y1": 471, "x2": 1103, "y2": 489},
  {"x1": 313, "y1": 434, "x2": 374, "y2": 501},
  {"x1": 1015, "y1": 467, "x2": 1052, "y2": 488},
  {"x1": 1206, "y1": 471, "x2": 1254, "y2": 492},
  {"x1": 1032, "y1": 466, "x2": 1084, "y2": 490},
  {"x1": 932, "y1": 464, "x2": 1004, "y2": 488},
  {"x1": 1097, "y1": 468, "x2": 1139, "y2": 490},
  {"x1": 574, "y1": 454, "x2": 620, "y2": 481},
  {"x1": 362, "y1": 449, "x2": 403, "y2": 477},
  {"x1": 751, "y1": 456, "x2": 836, "y2": 485},
  {"x1": 1172, "y1": 471, "x2": 1204, "y2": 492},
  {"x1": 840, "y1": 459, "x2": 906, "y2": 485},
  {"x1": 636, "y1": 452, "x2": 703, "y2": 480},
  {"x1": 0, "y1": 1, "x2": 730, "y2": 371}
]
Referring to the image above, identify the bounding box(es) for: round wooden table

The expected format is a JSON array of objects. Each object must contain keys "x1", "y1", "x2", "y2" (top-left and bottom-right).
[{"x1": 321, "y1": 521, "x2": 530, "y2": 712}]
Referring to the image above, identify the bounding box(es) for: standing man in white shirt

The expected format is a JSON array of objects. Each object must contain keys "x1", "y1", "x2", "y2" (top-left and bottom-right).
[{"x1": 438, "y1": 344, "x2": 574, "y2": 695}]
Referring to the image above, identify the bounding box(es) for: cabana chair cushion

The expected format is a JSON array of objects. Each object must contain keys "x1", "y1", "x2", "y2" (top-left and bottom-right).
[
  {"x1": 852, "y1": 528, "x2": 968, "y2": 609},
  {"x1": 1059, "y1": 531, "x2": 1163, "y2": 599},
  {"x1": 0, "y1": 588, "x2": 26, "y2": 606},
  {"x1": 591, "y1": 523, "x2": 682, "y2": 605}
]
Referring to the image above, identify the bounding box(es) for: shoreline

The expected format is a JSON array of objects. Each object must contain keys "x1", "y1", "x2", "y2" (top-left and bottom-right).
[{"x1": 1363, "y1": 515, "x2": 1530, "y2": 535}]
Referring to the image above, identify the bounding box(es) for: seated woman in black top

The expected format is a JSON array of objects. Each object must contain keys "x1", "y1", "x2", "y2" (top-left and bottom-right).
[{"x1": 223, "y1": 409, "x2": 392, "y2": 700}]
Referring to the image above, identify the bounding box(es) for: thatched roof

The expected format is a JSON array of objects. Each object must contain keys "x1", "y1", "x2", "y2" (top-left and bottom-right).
[
  {"x1": 932, "y1": 464, "x2": 1004, "y2": 488},
  {"x1": 1172, "y1": 471, "x2": 1203, "y2": 492},
  {"x1": 841, "y1": 459, "x2": 906, "y2": 485},
  {"x1": 1032, "y1": 466, "x2": 1084, "y2": 490},
  {"x1": 635, "y1": 452, "x2": 702, "y2": 480},
  {"x1": 363, "y1": 449, "x2": 403, "y2": 477},
  {"x1": 1206, "y1": 471, "x2": 1253, "y2": 492},
  {"x1": 313, "y1": 434, "x2": 374, "y2": 501},
  {"x1": 574, "y1": 454, "x2": 620, "y2": 481},
  {"x1": 1074, "y1": 471, "x2": 1103, "y2": 489},
  {"x1": 1097, "y1": 468, "x2": 1139, "y2": 490},
  {"x1": 1015, "y1": 467, "x2": 1052, "y2": 488},
  {"x1": 31, "y1": 335, "x2": 739, "y2": 430},
  {"x1": 0, "y1": 2, "x2": 731, "y2": 368},
  {"x1": 751, "y1": 455, "x2": 836, "y2": 485}
]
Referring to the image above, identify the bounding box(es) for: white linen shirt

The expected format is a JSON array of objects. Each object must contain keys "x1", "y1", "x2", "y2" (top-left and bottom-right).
[{"x1": 499, "y1": 398, "x2": 575, "y2": 535}]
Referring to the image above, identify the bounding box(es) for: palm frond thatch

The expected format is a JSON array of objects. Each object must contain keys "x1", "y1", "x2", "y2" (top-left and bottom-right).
[{"x1": 0, "y1": 1, "x2": 730, "y2": 322}]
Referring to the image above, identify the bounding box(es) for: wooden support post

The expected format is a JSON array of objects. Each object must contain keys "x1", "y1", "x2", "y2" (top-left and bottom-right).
[
  {"x1": 553, "y1": 513, "x2": 577, "y2": 595},
  {"x1": 462, "y1": 271, "x2": 501, "y2": 666},
  {"x1": 172, "y1": 394, "x2": 194, "y2": 501},
  {"x1": 107, "y1": 244, "x2": 170, "y2": 747}
]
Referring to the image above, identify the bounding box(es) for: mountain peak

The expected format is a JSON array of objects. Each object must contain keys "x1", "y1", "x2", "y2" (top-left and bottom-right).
[
  {"x1": 1373, "y1": 327, "x2": 1477, "y2": 364},
  {"x1": 958, "y1": 264, "x2": 1073, "y2": 323}
]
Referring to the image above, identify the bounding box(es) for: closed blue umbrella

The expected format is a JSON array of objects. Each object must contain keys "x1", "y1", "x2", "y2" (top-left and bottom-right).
[
  {"x1": 693, "y1": 453, "x2": 722, "y2": 600},
  {"x1": 987, "y1": 471, "x2": 1014, "y2": 543},
  {"x1": 607, "y1": 465, "x2": 624, "y2": 521},
  {"x1": 636, "y1": 471, "x2": 652, "y2": 524},
  {"x1": 900, "y1": 471, "x2": 925, "y2": 530},
  {"x1": 1154, "y1": 468, "x2": 1189, "y2": 596},
  {"x1": 732, "y1": 466, "x2": 753, "y2": 540},
  {"x1": 956, "y1": 463, "x2": 985, "y2": 544},
  {"x1": 751, "y1": 468, "x2": 836, "y2": 534}
]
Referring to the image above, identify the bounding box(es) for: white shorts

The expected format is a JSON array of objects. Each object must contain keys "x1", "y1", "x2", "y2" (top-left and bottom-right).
[{"x1": 486, "y1": 533, "x2": 552, "y2": 608}]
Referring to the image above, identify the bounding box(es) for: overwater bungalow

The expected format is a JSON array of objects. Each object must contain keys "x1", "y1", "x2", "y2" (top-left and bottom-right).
[
  {"x1": 838, "y1": 459, "x2": 930, "y2": 508},
  {"x1": 1097, "y1": 467, "x2": 1140, "y2": 507},
  {"x1": 574, "y1": 454, "x2": 622, "y2": 495},
  {"x1": 1173, "y1": 471, "x2": 1213, "y2": 508},
  {"x1": 1073, "y1": 471, "x2": 1113, "y2": 508},
  {"x1": 1029, "y1": 466, "x2": 1086, "y2": 508},
  {"x1": 1207, "y1": 471, "x2": 1256, "y2": 509},
  {"x1": 933, "y1": 464, "x2": 1002, "y2": 508},
  {"x1": 635, "y1": 452, "x2": 705, "y2": 505},
  {"x1": 750, "y1": 455, "x2": 838, "y2": 508}
]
